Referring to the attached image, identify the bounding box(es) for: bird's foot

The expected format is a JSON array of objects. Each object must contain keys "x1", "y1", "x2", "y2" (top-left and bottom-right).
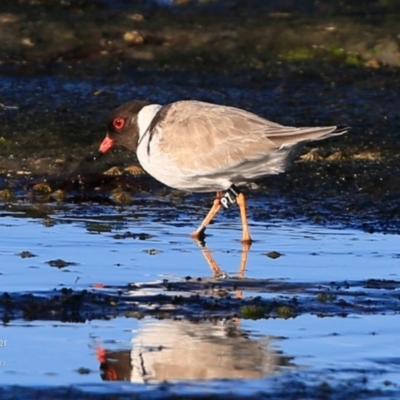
[
  {"x1": 240, "y1": 238, "x2": 253, "y2": 248},
  {"x1": 190, "y1": 227, "x2": 206, "y2": 245}
]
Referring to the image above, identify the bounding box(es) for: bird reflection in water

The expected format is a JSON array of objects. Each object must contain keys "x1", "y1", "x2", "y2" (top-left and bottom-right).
[{"x1": 96, "y1": 318, "x2": 293, "y2": 383}]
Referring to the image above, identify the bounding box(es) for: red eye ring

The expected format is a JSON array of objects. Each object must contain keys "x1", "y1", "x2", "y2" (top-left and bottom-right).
[{"x1": 113, "y1": 117, "x2": 125, "y2": 130}]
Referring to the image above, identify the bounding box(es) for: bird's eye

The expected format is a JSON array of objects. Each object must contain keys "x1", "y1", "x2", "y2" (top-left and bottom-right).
[{"x1": 113, "y1": 117, "x2": 125, "y2": 130}]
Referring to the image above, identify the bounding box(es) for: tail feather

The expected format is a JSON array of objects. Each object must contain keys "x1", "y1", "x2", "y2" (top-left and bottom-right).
[
  {"x1": 332, "y1": 125, "x2": 350, "y2": 136},
  {"x1": 270, "y1": 125, "x2": 350, "y2": 148}
]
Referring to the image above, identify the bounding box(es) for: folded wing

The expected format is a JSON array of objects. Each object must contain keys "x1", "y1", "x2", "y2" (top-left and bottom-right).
[{"x1": 153, "y1": 100, "x2": 346, "y2": 175}]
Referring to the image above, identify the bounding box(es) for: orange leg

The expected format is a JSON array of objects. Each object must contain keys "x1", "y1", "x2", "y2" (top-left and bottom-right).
[
  {"x1": 193, "y1": 232, "x2": 251, "y2": 279},
  {"x1": 191, "y1": 191, "x2": 223, "y2": 239},
  {"x1": 193, "y1": 239, "x2": 223, "y2": 278},
  {"x1": 236, "y1": 193, "x2": 252, "y2": 244},
  {"x1": 238, "y1": 241, "x2": 251, "y2": 278}
]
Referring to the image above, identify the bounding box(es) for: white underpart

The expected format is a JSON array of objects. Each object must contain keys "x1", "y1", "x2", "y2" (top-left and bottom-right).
[
  {"x1": 137, "y1": 104, "x2": 190, "y2": 190},
  {"x1": 137, "y1": 121, "x2": 195, "y2": 190},
  {"x1": 137, "y1": 104, "x2": 162, "y2": 142},
  {"x1": 137, "y1": 112, "x2": 210, "y2": 191},
  {"x1": 136, "y1": 104, "x2": 189, "y2": 189}
]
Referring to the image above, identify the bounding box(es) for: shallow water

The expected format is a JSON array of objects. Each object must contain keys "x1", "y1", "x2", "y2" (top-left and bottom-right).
[
  {"x1": 1, "y1": 314, "x2": 399, "y2": 397},
  {"x1": 0, "y1": 201, "x2": 399, "y2": 398},
  {"x1": 1, "y1": 203, "x2": 398, "y2": 289}
]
